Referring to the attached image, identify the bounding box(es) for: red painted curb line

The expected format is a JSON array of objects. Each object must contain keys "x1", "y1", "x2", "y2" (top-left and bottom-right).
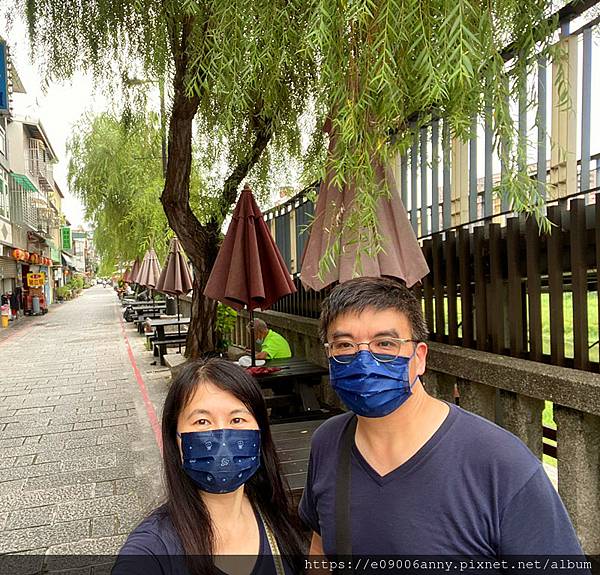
[{"x1": 119, "y1": 314, "x2": 163, "y2": 454}]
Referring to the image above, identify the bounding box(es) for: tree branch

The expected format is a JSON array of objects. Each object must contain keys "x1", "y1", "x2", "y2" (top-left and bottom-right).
[{"x1": 215, "y1": 113, "x2": 274, "y2": 224}]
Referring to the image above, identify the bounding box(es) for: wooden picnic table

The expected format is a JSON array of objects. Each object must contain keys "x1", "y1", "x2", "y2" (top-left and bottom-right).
[
  {"x1": 145, "y1": 317, "x2": 191, "y2": 362},
  {"x1": 124, "y1": 301, "x2": 167, "y2": 308},
  {"x1": 255, "y1": 357, "x2": 330, "y2": 423},
  {"x1": 133, "y1": 308, "x2": 170, "y2": 333},
  {"x1": 146, "y1": 317, "x2": 190, "y2": 340},
  {"x1": 271, "y1": 418, "x2": 325, "y2": 502}
]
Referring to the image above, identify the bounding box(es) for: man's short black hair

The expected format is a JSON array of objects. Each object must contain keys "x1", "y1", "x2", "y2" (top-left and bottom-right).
[{"x1": 319, "y1": 277, "x2": 429, "y2": 343}]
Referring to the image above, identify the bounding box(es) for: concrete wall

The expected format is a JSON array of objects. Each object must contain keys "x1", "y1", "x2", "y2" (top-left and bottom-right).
[{"x1": 6, "y1": 121, "x2": 25, "y2": 175}]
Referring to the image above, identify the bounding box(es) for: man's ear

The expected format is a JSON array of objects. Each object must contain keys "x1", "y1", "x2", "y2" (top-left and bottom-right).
[{"x1": 414, "y1": 342, "x2": 428, "y2": 376}]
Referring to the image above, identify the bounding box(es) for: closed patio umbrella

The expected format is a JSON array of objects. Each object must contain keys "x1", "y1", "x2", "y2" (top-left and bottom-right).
[
  {"x1": 136, "y1": 249, "x2": 162, "y2": 311},
  {"x1": 156, "y1": 237, "x2": 193, "y2": 353},
  {"x1": 129, "y1": 257, "x2": 142, "y2": 286},
  {"x1": 301, "y1": 119, "x2": 429, "y2": 290},
  {"x1": 123, "y1": 265, "x2": 133, "y2": 283},
  {"x1": 204, "y1": 184, "x2": 296, "y2": 365}
]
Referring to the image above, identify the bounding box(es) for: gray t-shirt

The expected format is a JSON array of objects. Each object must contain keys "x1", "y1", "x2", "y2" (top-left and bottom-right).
[{"x1": 299, "y1": 404, "x2": 583, "y2": 556}]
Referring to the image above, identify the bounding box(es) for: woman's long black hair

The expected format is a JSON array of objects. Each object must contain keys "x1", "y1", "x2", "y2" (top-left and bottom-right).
[{"x1": 161, "y1": 358, "x2": 306, "y2": 574}]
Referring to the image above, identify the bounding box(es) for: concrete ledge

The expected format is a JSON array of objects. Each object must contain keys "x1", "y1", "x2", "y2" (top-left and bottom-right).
[
  {"x1": 427, "y1": 341, "x2": 600, "y2": 417},
  {"x1": 164, "y1": 353, "x2": 187, "y2": 380}
]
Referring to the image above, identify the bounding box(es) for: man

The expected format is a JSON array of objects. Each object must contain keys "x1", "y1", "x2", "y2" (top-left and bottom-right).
[
  {"x1": 246, "y1": 318, "x2": 291, "y2": 360},
  {"x1": 299, "y1": 277, "x2": 583, "y2": 557}
]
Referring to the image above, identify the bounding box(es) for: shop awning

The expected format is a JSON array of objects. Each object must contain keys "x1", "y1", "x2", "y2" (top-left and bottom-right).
[
  {"x1": 10, "y1": 173, "x2": 37, "y2": 193},
  {"x1": 61, "y1": 251, "x2": 75, "y2": 267}
]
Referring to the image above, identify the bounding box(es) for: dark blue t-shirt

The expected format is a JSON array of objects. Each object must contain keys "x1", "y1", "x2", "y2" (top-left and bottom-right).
[
  {"x1": 112, "y1": 505, "x2": 289, "y2": 575},
  {"x1": 299, "y1": 404, "x2": 583, "y2": 556}
]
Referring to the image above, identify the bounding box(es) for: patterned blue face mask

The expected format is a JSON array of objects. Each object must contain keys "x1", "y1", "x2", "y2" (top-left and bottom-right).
[
  {"x1": 177, "y1": 429, "x2": 261, "y2": 494},
  {"x1": 329, "y1": 350, "x2": 419, "y2": 418}
]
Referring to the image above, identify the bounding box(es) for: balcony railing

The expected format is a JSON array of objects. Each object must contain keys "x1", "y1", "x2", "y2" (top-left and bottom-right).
[
  {"x1": 8, "y1": 173, "x2": 54, "y2": 235},
  {"x1": 25, "y1": 147, "x2": 54, "y2": 191}
]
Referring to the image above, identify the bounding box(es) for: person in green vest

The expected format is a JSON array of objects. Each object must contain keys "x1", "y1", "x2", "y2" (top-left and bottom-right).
[{"x1": 246, "y1": 318, "x2": 292, "y2": 360}]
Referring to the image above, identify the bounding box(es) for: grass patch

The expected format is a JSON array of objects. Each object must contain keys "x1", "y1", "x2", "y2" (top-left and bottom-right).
[{"x1": 541, "y1": 291, "x2": 599, "y2": 362}]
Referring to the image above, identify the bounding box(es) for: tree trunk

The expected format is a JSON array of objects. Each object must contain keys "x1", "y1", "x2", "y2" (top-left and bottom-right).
[
  {"x1": 160, "y1": 17, "x2": 274, "y2": 359},
  {"x1": 160, "y1": 18, "x2": 216, "y2": 358},
  {"x1": 185, "y1": 226, "x2": 221, "y2": 358}
]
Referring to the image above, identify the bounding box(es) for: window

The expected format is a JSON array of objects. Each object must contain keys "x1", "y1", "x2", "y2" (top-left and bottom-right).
[
  {"x1": 0, "y1": 171, "x2": 9, "y2": 219},
  {"x1": 0, "y1": 124, "x2": 6, "y2": 158}
]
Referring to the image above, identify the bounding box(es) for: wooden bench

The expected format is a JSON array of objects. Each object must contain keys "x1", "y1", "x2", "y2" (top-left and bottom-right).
[
  {"x1": 271, "y1": 419, "x2": 326, "y2": 505},
  {"x1": 154, "y1": 337, "x2": 188, "y2": 365},
  {"x1": 146, "y1": 327, "x2": 188, "y2": 344},
  {"x1": 135, "y1": 313, "x2": 165, "y2": 333},
  {"x1": 151, "y1": 331, "x2": 189, "y2": 353}
]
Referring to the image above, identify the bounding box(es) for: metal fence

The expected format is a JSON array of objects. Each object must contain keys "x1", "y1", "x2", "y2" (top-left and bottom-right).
[{"x1": 262, "y1": 1, "x2": 600, "y2": 377}]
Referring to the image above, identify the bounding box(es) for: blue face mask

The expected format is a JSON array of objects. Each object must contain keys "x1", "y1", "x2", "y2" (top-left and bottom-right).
[
  {"x1": 177, "y1": 428, "x2": 261, "y2": 494},
  {"x1": 329, "y1": 350, "x2": 419, "y2": 418},
  {"x1": 256, "y1": 338, "x2": 264, "y2": 346}
]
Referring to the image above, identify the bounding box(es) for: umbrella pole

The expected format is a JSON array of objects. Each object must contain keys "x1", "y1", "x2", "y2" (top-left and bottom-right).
[
  {"x1": 250, "y1": 309, "x2": 256, "y2": 367},
  {"x1": 177, "y1": 295, "x2": 181, "y2": 354}
]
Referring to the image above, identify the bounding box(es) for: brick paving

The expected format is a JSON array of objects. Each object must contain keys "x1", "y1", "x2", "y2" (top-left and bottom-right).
[{"x1": 0, "y1": 286, "x2": 165, "y2": 558}]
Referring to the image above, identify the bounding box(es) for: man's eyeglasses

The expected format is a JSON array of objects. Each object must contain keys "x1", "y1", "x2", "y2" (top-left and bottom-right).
[{"x1": 324, "y1": 337, "x2": 419, "y2": 364}]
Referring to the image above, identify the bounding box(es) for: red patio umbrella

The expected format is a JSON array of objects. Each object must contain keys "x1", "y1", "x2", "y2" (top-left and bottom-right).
[
  {"x1": 204, "y1": 184, "x2": 296, "y2": 365},
  {"x1": 156, "y1": 237, "x2": 194, "y2": 352},
  {"x1": 300, "y1": 118, "x2": 429, "y2": 290}
]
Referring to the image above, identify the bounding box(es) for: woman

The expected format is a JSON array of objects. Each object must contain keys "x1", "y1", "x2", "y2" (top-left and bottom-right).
[{"x1": 113, "y1": 358, "x2": 305, "y2": 575}]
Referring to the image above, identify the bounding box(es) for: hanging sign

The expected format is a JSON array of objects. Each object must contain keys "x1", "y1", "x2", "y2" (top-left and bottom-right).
[
  {"x1": 0, "y1": 42, "x2": 8, "y2": 114},
  {"x1": 61, "y1": 226, "x2": 72, "y2": 250},
  {"x1": 27, "y1": 272, "x2": 46, "y2": 287}
]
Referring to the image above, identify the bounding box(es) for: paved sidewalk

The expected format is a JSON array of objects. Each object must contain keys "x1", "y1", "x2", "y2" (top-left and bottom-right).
[{"x1": 0, "y1": 286, "x2": 163, "y2": 559}]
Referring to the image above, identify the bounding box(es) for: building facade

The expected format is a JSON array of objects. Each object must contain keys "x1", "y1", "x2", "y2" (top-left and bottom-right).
[{"x1": 0, "y1": 38, "x2": 67, "y2": 313}]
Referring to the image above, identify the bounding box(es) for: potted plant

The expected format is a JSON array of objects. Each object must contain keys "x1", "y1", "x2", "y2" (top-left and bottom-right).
[{"x1": 215, "y1": 304, "x2": 238, "y2": 354}]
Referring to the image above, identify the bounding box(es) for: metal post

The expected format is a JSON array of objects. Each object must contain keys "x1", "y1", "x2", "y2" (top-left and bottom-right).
[
  {"x1": 177, "y1": 295, "x2": 181, "y2": 354},
  {"x1": 581, "y1": 27, "x2": 592, "y2": 192},
  {"x1": 411, "y1": 131, "x2": 418, "y2": 233},
  {"x1": 442, "y1": 121, "x2": 451, "y2": 230},
  {"x1": 484, "y1": 93, "x2": 493, "y2": 218},
  {"x1": 420, "y1": 126, "x2": 429, "y2": 236},
  {"x1": 250, "y1": 309, "x2": 256, "y2": 367},
  {"x1": 431, "y1": 120, "x2": 440, "y2": 233},
  {"x1": 400, "y1": 155, "x2": 408, "y2": 208},
  {"x1": 469, "y1": 117, "x2": 478, "y2": 220},
  {"x1": 537, "y1": 55, "x2": 547, "y2": 198}
]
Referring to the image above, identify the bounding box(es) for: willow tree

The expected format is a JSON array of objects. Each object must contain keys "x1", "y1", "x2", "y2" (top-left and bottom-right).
[
  {"x1": 22, "y1": 0, "x2": 559, "y2": 357},
  {"x1": 68, "y1": 113, "x2": 171, "y2": 274}
]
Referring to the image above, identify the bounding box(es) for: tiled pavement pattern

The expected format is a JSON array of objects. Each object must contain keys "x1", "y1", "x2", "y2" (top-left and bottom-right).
[{"x1": 0, "y1": 286, "x2": 165, "y2": 559}]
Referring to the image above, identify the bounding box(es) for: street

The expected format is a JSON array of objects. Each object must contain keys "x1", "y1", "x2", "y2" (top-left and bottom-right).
[{"x1": 0, "y1": 286, "x2": 165, "y2": 557}]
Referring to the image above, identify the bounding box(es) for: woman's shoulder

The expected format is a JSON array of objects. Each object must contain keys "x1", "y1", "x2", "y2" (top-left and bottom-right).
[{"x1": 118, "y1": 505, "x2": 183, "y2": 555}]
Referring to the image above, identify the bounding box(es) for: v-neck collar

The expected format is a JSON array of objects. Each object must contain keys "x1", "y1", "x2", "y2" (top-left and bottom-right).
[{"x1": 350, "y1": 401, "x2": 459, "y2": 486}]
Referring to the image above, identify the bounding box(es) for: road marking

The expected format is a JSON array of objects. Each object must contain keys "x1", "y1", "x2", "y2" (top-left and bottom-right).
[{"x1": 119, "y1": 312, "x2": 163, "y2": 454}]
